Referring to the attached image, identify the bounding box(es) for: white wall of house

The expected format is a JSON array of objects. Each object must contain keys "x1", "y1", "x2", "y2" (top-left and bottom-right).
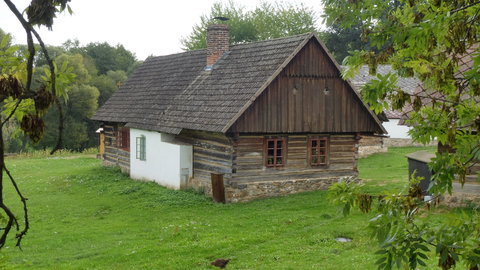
[
  {"x1": 129, "y1": 128, "x2": 192, "y2": 189},
  {"x1": 383, "y1": 119, "x2": 411, "y2": 139}
]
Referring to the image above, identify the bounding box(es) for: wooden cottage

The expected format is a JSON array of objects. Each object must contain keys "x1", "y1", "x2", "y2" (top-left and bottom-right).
[{"x1": 92, "y1": 24, "x2": 386, "y2": 202}]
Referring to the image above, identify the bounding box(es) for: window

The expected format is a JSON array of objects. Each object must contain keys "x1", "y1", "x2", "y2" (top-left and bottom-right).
[
  {"x1": 117, "y1": 127, "x2": 130, "y2": 151},
  {"x1": 309, "y1": 137, "x2": 328, "y2": 166},
  {"x1": 265, "y1": 138, "x2": 286, "y2": 167},
  {"x1": 136, "y1": 135, "x2": 146, "y2": 161}
]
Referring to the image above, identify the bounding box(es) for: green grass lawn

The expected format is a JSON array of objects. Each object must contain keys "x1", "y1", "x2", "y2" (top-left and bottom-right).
[
  {"x1": 359, "y1": 146, "x2": 435, "y2": 193},
  {"x1": 0, "y1": 147, "x2": 434, "y2": 269}
]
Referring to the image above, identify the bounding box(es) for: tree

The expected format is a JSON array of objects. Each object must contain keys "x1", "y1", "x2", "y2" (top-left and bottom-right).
[
  {"x1": 2, "y1": 37, "x2": 134, "y2": 154},
  {"x1": 181, "y1": 1, "x2": 317, "y2": 50},
  {"x1": 84, "y1": 42, "x2": 137, "y2": 75},
  {"x1": 320, "y1": 21, "x2": 379, "y2": 63},
  {"x1": 92, "y1": 70, "x2": 127, "y2": 106},
  {"x1": 0, "y1": 28, "x2": 12, "y2": 48},
  {"x1": 323, "y1": 0, "x2": 480, "y2": 269},
  {"x1": 36, "y1": 53, "x2": 100, "y2": 151},
  {"x1": 1, "y1": 0, "x2": 74, "y2": 249},
  {"x1": 40, "y1": 84, "x2": 99, "y2": 150}
]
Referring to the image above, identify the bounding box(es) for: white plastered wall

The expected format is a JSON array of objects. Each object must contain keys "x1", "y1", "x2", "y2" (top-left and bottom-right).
[
  {"x1": 383, "y1": 119, "x2": 411, "y2": 139},
  {"x1": 129, "y1": 128, "x2": 192, "y2": 189}
]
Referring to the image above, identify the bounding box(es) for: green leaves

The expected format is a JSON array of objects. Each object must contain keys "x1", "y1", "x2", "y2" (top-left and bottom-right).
[
  {"x1": 0, "y1": 34, "x2": 9, "y2": 49},
  {"x1": 361, "y1": 72, "x2": 398, "y2": 114},
  {"x1": 181, "y1": 1, "x2": 317, "y2": 51},
  {"x1": 328, "y1": 176, "x2": 363, "y2": 216},
  {"x1": 26, "y1": 0, "x2": 72, "y2": 30},
  {"x1": 324, "y1": 0, "x2": 480, "y2": 269},
  {"x1": 341, "y1": 51, "x2": 364, "y2": 79}
]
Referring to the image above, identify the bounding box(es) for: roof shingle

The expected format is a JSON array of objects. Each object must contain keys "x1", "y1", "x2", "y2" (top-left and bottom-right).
[{"x1": 92, "y1": 34, "x2": 310, "y2": 134}]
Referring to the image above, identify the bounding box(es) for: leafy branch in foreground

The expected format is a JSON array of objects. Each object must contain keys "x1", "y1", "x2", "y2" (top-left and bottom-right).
[
  {"x1": 329, "y1": 176, "x2": 480, "y2": 270},
  {"x1": 323, "y1": 0, "x2": 479, "y2": 268},
  {"x1": 0, "y1": 0, "x2": 73, "y2": 249}
]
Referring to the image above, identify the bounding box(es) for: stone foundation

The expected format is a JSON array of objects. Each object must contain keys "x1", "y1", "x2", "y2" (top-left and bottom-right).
[
  {"x1": 441, "y1": 193, "x2": 480, "y2": 208},
  {"x1": 189, "y1": 175, "x2": 353, "y2": 203},
  {"x1": 224, "y1": 177, "x2": 347, "y2": 203},
  {"x1": 384, "y1": 138, "x2": 437, "y2": 147},
  {"x1": 189, "y1": 177, "x2": 213, "y2": 196},
  {"x1": 358, "y1": 136, "x2": 387, "y2": 158}
]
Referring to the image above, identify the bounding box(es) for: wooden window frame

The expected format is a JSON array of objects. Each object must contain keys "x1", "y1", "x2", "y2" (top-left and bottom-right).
[
  {"x1": 136, "y1": 135, "x2": 146, "y2": 161},
  {"x1": 308, "y1": 137, "x2": 329, "y2": 166},
  {"x1": 264, "y1": 137, "x2": 287, "y2": 167},
  {"x1": 117, "y1": 127, "x2": 130, "y2": 151}
]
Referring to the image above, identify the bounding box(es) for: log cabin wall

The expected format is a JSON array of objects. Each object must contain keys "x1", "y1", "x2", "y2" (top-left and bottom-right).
[
  {"x1": 231, "y1": 134, "x2": 358, "y2": 181},
  {"x1": 175, "y1": 130, "x2": 234, "y2": 196},
  {"x1": 226, "y1": 133, "x2": 359, "y2": 202},
  {"x1": 229, "y1": 39, "x2": 382, "y2": 134},
  {"x1": 103, "y1": 123, "x2": 130, "y2": 172}
]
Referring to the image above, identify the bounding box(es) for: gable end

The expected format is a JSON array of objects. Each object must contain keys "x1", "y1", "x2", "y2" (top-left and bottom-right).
[{"x1": 228, "y1": 37, "x2": 385, "y2": 134}]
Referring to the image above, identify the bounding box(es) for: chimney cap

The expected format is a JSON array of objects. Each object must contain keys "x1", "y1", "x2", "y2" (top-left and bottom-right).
[{"x1": 213, "y1": 16, "x2": 230, "y2": 22}]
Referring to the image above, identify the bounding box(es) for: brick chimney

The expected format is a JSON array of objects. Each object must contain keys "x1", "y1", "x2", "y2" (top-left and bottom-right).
[{"x1": 206, "y1": 24, "x2": 229, "y2": 68}]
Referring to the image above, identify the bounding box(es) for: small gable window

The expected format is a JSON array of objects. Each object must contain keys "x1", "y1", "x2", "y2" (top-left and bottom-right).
[
  {"x1": 265, "y1": 138, "x2": 286, "y2": 167},
  {"x1": 136, "y1": 135, "x2": 146, "y2": 161},
  {"x1": 309, "y1": 137, "x2": 328, "y2": 166},
  {"x1": 117, "y1": 127, "x2": 130, "y2": 151}
]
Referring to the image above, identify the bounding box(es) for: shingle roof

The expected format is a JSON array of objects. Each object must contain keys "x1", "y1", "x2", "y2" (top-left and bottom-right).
[
  {"x1": 398, "y1": 46, "x2": 479, "y2": 125},
  {"x1": 347, "y1": 65, "x2": 421, "y2": 119},
  {"x1": 350, "y1": 65, "x2": 421, "y2": 93},
  {"x1": 91, "y1": 49, "x2": 207, "y2": 133},
  {"x1": 93, "y1": 33, "x2": 385, "y2": 134},
  {"x1": 93, "y1": 34, "x2": 310, "y2": 133},
  {"x1": 149, "y1": 34, "x2": 309, "y2": 134}
]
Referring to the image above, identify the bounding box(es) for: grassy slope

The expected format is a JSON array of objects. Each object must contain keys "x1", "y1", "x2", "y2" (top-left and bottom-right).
[{"x1": 1, "y1": 147, "x2": 433, "y2": 269}]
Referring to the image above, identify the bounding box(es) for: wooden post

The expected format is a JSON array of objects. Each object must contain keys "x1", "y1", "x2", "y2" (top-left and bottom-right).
[
  {"x1": 211, "y1": 173, "x2": 226, "y2": 203},
  {"x1": 99, "y1": 133, "x2": 105, "y2": 156}
]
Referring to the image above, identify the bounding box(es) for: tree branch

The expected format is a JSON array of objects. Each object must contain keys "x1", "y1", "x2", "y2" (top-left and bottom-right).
[
  {"x1": 4, "y1": 0, "x2": 64, "y2": 153},
  {"x1": 3, "y1": 0, "x2": 35, "y2": 92},
  {"x1": 30, "y1": 28, "x2": 56, "y2": 96},
  {"x1": 0, "y1": 204, "x2": 17, "y2": 248},
  {"x1": 451, "y1": 1, "x2": 480, "y2": 14},
  {"x1": 1, "y1": 99, "x2": 23, "y2": 126},
  {"x1": 4, "y1": 166, "x2": 29, "y2": 248}
]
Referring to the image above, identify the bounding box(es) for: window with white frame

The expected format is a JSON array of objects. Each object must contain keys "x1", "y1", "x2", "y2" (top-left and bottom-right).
[{"x1": 136, "y1": 135, "x2": 146, "y2": 160}]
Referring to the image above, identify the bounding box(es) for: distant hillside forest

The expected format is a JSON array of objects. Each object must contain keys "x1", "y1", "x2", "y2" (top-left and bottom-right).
[{"x1": 0, "y1": 28, "x2": 141, "y2": 153}]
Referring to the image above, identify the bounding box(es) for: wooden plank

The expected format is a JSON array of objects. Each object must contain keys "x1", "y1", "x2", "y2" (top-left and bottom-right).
[
  {"x1": 330, "y1": 146, "x2": 356, "y2": 152},
  {"x1": 194, "y1": 153, "x2": 232, "y2": 167},
  {"x1": 211, "y1": 174, "x2": 226, "y2": 203},
  {"x1": 194, "y1": 161, "x2": 231, "y2": 174},
  {"x1": 287, "y1": 77, "x2": 294, "y2": 132},
  {"x1": 194, "y1": 170, "x2": 233, "y2": 182},
  {"x1": 295, "y1": 78, "x2": 303, "y2": 131},
  {"x1": 195, "y1": 148, "x2": 232, "y2": 160}
]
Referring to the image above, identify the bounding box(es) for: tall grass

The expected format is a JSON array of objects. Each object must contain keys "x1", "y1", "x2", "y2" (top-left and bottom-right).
[{"x1": 5, "y1": 147, "x2": 98, "y2": 159}]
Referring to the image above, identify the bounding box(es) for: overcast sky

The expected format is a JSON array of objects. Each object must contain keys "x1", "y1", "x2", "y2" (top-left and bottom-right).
[{"x1": 1, "y1": 0, "x2": 324, "y2": 60}]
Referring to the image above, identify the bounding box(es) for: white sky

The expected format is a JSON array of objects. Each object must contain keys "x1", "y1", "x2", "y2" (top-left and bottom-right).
[{"x1": 0, "y1": 0, "x2": 324, "y2": 60}]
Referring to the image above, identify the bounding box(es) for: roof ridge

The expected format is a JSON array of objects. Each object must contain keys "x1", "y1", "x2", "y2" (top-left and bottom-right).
[
  {"x1": 230, "y1": 32, "x2": 313, "y2": 48},
  {"x1": 147, "y1": 33, "x2": 314, "y2": 60},
  {"x1": 147, "y1": 48, "x2": 206, "y2": 60}
]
